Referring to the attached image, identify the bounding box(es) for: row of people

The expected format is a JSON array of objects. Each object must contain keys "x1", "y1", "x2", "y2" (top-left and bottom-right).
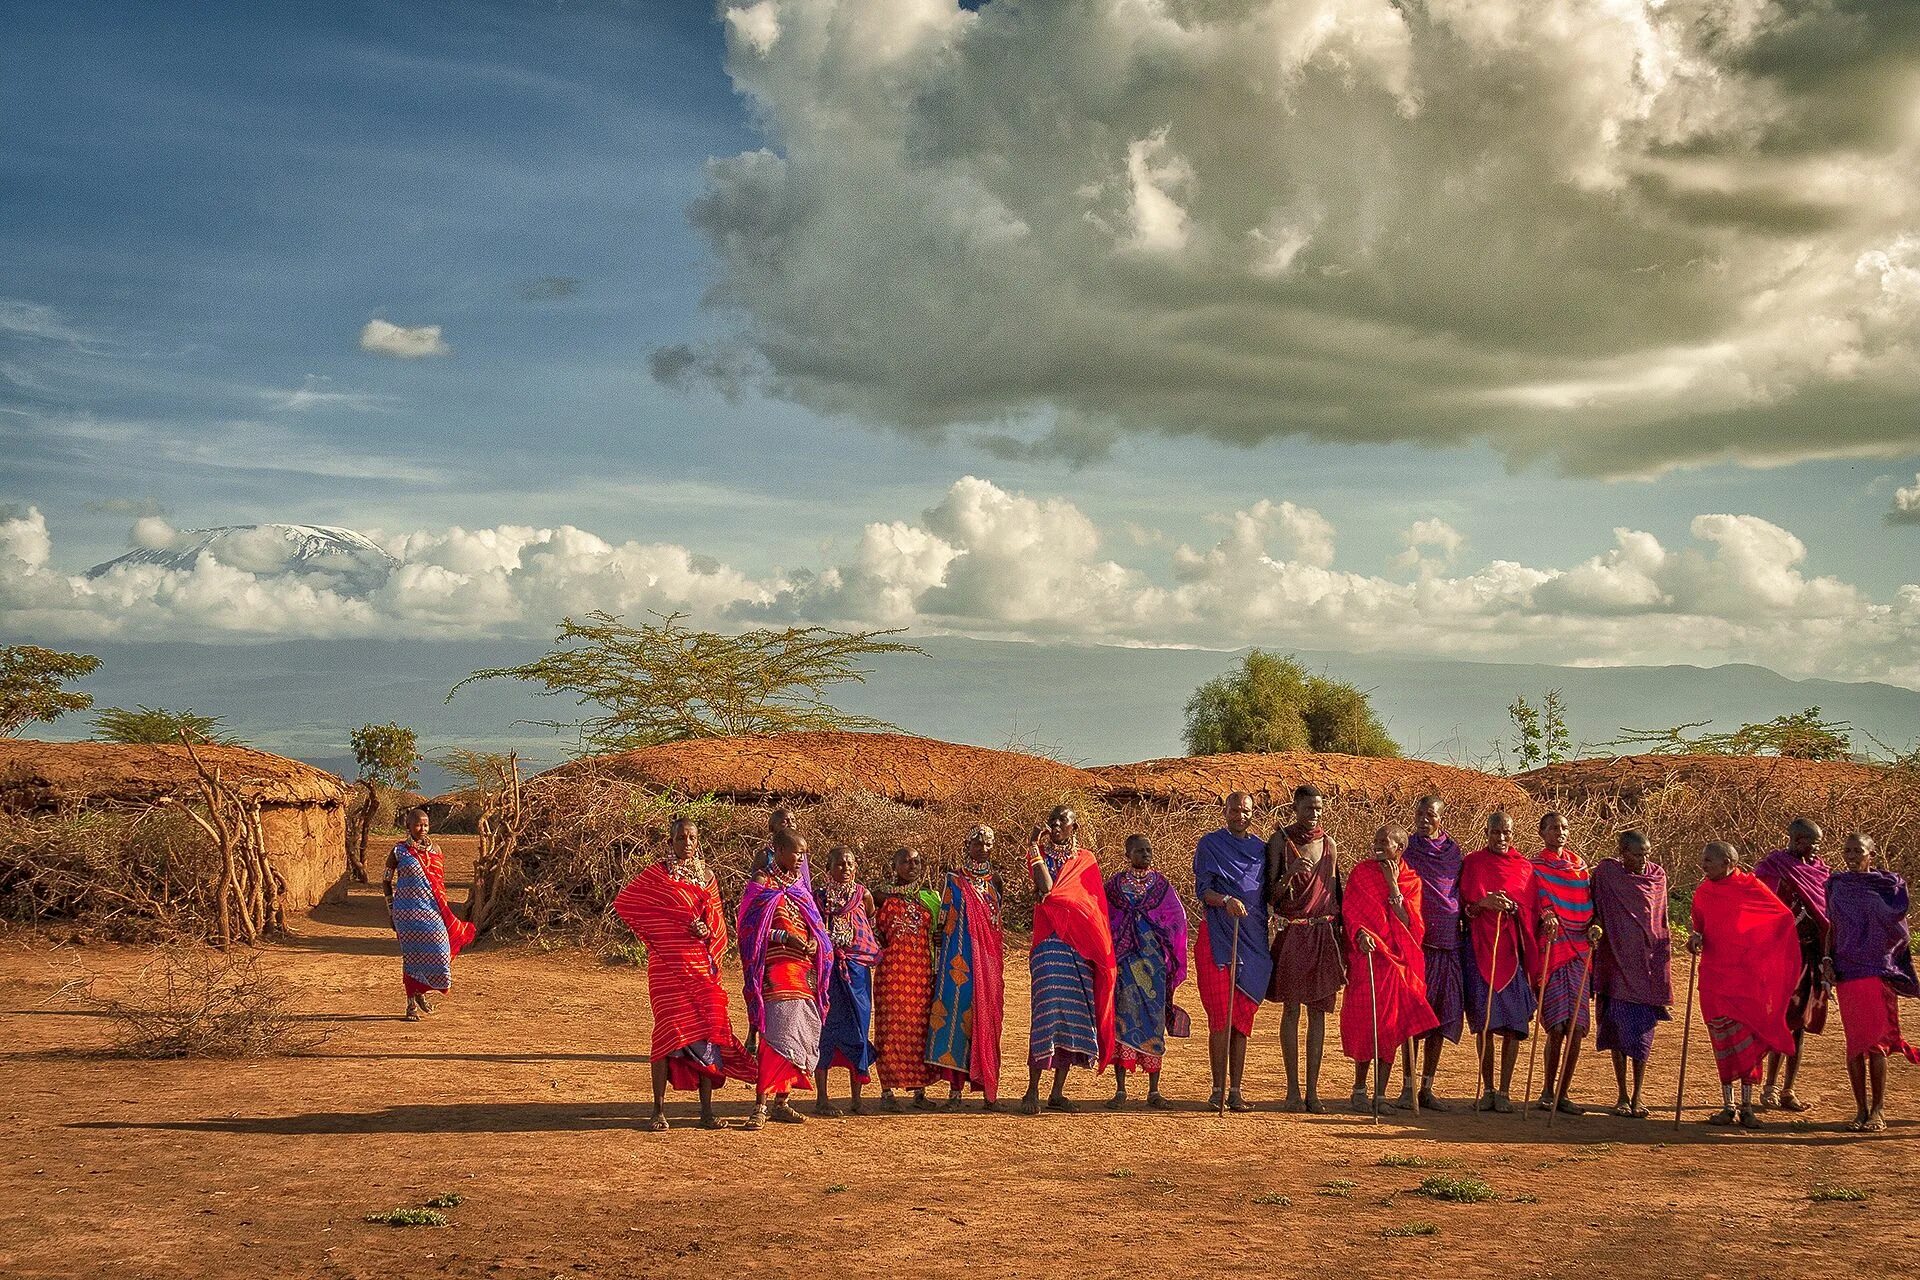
[{"x1": 383, "y1": 795, "x2": 1915, "y2": 1134}]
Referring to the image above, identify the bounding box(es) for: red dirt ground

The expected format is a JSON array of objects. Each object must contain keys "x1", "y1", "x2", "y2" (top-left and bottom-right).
[{"x1": 3, "y1": 835, "x2": 1915, "y2": 1279}]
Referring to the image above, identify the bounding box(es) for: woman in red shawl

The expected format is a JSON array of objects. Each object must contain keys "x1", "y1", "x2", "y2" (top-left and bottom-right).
[
  {"x1": 1689, "y1": 841, "x2": 1799, "y2": 1129},
  {"x1": 382, "y1": 808, "x2": 476, "y2": 1020},
  {"x1": 1021, "y1": 805, "x2": 1116, "y2": 1115},
  {"x1": 1343, "y1": 826, "x2": 1438, "y2": 1115},
  {"x1": 612, "y1": 817, "x2": 754, "y2": 1132},
  {"x1": 1820, "y1": 834, "x2": 1920, "y2": 1132}
]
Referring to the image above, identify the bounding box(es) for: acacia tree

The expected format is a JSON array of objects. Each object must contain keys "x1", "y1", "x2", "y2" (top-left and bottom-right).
[
  {"x1": 1184, "y1": 650, "x2": 1399, "y2": 757},
  {"x1": 348, "y1": 722, "x2": 419, "y2": 883},
  {"x1": 0, "y1": 644, "x2": 100, "y2": 736},
  {"x1": 1507, "y1": 689, "x2": 1572, "y2": 770},
  {"x1": 1609, "y1": 707, "x2": 1853, "y2": 761},
  {"x1": 92, "y1": 706, "x2": 239, "y2": 745},
  {"x1": 448, "y1": 611, "x2": 922, "y2": 752}
]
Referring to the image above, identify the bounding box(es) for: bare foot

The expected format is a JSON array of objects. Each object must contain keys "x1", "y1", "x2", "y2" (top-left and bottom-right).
[{"x1": 815, "y1": 1103, "x2": 845, "y2": 1119}]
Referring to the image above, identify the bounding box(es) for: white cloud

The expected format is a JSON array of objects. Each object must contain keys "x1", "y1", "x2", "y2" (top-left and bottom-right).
[
  {"x1": 359, "y1": 318, "x2": 449, "y2": 359},
  {"x1": 264, "y1": 374, "x2": 398, "y2": 413},
  {"x1": 1890, "y1": 473, "x2": 1920, "y2": 526},
  {"x1": 1393, "y1": 517, "x2": 1465, "y2": 573},
  {"x1": 680, "y1": 0, "x2": 1920, "y2": 475},
  {"x1": 3, "y1": 479, "x2": 1916, "y2": 687}
]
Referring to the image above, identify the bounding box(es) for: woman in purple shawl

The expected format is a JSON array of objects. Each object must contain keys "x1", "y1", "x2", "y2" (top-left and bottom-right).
[
  {"x1": 1821, "y1": 834, "x2": 1920, "y2": 1132},
  {"x1": 1398, "y1": 795, "x2": 1463, "y2": 1111},
  {"x1": 1591, "y1": 830, "x2": 1672, "y2": 1118},
  {"x1": 737, "y1": 831, "x2": 834, "y2": 1131},
  {"x1": 1755, "y1": 818, "x2": 1832, "y2": 1111},
  {"x1": 1105, "y1": 835, "x2": 1190, "y2": 1109}
]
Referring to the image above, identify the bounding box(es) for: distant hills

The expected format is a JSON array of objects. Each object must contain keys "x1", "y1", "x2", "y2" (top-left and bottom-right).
[{"x1": 30, "y1": 636, "x2": 1919, "y2": 794}]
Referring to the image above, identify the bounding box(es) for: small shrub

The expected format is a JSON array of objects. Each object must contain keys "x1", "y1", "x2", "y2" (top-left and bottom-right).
[
  {"x1": 1108, "y1": 1168, "x2": 1133, "y2": 1179},
  {"x1": 1319, "y1": 1179, "x2": 1357, "y2": 1197},
  {"x1": 363, "y1": 1208, "x2": 449, "y2": 1228},
  {"x1": 825, "y1": 1184, "x2": 848, "y2": 1194},
  {"x1": 1383, "y1": 1222, "x2": 1439, "y2": 1238},
  {"x1": 1415, "y1": 1175, "x2": 1497, "y2": 1204},
  {"x1": 423, "y1": 1193, "x2": 464, "y2": 1209},
  {"x1": 1376, "y1": 1154, "x2": 1431, "y2": 1169},
  {"x1": 88, "y1": 946, "x2": 321, "y2": 1058},
  {"x1": 1809, "y1": 1186, "x2": 1867, "y2": 1203},
  {"x1": 1251, "y1": 1193, "x2": 1292, "y2": 1207}
]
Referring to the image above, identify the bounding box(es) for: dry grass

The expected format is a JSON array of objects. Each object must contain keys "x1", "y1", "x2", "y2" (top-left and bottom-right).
[
  {"x1": 84, "y1": 945, "x2": 322, "y2": 1058},
  {"x1": 0, "y1": 808, "x2": 222, "y2": 939}
]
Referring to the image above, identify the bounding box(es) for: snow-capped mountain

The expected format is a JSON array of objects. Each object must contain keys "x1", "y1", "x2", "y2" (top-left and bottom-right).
[{"x1": 86, "y1": 524, "x2": 397, "y2": 592}]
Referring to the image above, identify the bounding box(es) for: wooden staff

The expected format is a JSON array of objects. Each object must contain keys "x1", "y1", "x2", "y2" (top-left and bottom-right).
[
  {"x1": 1521, "y1": 919, "x2": 1552, "y2": 1122},
  {"x1": 1674, "y1": 945, "x2": 1699, "y2": 1131},
  {"x1": 1221, "y1": 909, "x2": 1242, "y2": 1118},
  {"x1": 1366, "y1": 945, "x2": 1381, "y2": 1124},
  {"x1": 1475, "y1": 907, "x2": 1506, "y2": 1108},
  {"x1": 1547, "y1": 932, "x2": 1599, "y2": 1129}
]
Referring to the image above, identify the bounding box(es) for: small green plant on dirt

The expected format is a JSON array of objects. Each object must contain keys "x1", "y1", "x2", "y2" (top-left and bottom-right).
[
  {"x1": 364, "y1": 1208, "x2": 449, "y2": 1228},
  {"x1": 1383, "y1": 1222, "x2": 1439, "y2": 1238},
  {"x1": 1509, "y1": 1194, "x2": 1541, "y2": 1204},
  {"x1": 1319, "y1": 1179, "x2": 1357, "y2": 1197},
  {"x1": 1251, "y1": 1193, "x2": 1291, "y2": 1207},
  {"x1": 1415, "y1": 1175, "x2": 1497, "y2": 1204},
  {"x1": 1809, "y1": 1186, "x2": 1867, "y2": 1203},
  {"x1": 423, "y1": 1193, "x2": 463, "y2": 1209},
  {"x1": 1107, "y1": 1168, "x2": 1133, "y2": 1179},
  {"x1": 1376, "y1": 1154, "x2": 1433, "y2": 1169},
  {"x1": 825, "y1": 1184, "x2": 848, "y2": 1195}
]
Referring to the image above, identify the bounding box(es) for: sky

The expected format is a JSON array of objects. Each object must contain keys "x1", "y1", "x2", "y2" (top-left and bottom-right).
[{"x1": 3, "y1": 1, "x2": 1919, "y2": 688}]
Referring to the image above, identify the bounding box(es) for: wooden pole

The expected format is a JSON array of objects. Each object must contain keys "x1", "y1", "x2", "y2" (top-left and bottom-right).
[
  {"x1": 1475, "y1": 909, "x2": 1506, "y2": 1108},
  {"x1": 1366, "y1": 946, "x2": 1381, "y2": 1124},
  {"x1": 1521, "y1": 922, "x2": 1551, "y2": 1122},
  {"x1": 1547, "y1": 938, "x2": 1598, "y2": 1129},
  {"x1": 1674, "y1": 947, "x2": 1699, "y2": 1131},
  {"x1": 1222, "y1": 911, "x2": 1241, "y2": 1118}
]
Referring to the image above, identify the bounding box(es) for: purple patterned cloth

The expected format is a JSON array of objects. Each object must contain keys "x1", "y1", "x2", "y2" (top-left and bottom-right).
[
  {"x1": 1591, "y1": 858, "x2": 1673, "y2": 1008},
  {"x1": 737, "y1": 858, "x2": 833, "y2": 1034},
  {"x1": 1829, "y1": 870, "x2": 1920, "y2": 994},
  {"x1": 1756, "y1": 848, "x2": 1832, "y2": 928},
  {"x1": 1404, "y1": 831, "x2": 1463, "y2": 949}
]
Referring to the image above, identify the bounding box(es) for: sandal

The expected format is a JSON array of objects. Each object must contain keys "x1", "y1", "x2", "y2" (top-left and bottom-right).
[
  {"x1": 1491, "y1": 1093, "x2": 1514, "y2": 1114},
  {"x1": 646, "y1": 1114, "x2": 669, "y2": 1133},
  {"x1": 742, "y1": 1105, "x2": 767, "y2": 1132},
  {"x1": 1777, "y1": 1093, "x2": 1812, "y2": 1114},
  {"x1": 697, "y1": 1114, "x2": 727, "y2": 1131},
  {"x1": 1020, "y1": 1096, "x2": 1042, "y2": 1116},
  {"x1": 1046, "y1": 1096, "x2": 1078, "y2": 1114},
  {"x1": 769, "y1": 1102, "x2": 806, "y2": 1125},
  {"x1": 1706, "y1": 1108, "x2": 1737, "y2": 1126},
  {"x1": 1228, "y1": 1092, "x2": 1254, "y2": 1113},
  {"x1": 1146, "y1": 1092, "x2": 1170, "y2": 1109},
  {"x1": 1106, "y1": 1094, "x2": 1127, "y2": 1111},
  {"x1": 1629, "y1": 1103, "x2": 1651, "y2": 1119},
  {"x1": 1738, "y1": 1106, "x2": 1762, "y2": 1129},
  {"x1": 1555, "y1": 1098, "x2": 1585, "y2": 1116}
]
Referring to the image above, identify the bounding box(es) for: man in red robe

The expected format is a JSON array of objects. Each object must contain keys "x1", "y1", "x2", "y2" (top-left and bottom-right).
[
  {"x1": 614, "y1": 817, "x2": 754, "y2": 1132},
  {"x1": 1343, "y1": 826, "x2": 1438, "y2": 1115},
  {"x1": 1690, "y1": 841, "x2": 1799, "y2": 1128},
  {"x1": 1461, "y1": 812, "x2": 1537, "y2": 1111}
]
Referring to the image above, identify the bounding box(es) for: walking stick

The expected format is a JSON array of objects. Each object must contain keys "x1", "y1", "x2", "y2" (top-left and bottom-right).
[
  {"x1": 1367, "y1": 945, "x2": 1381, "y2": 1124},
  {"x1": 1475, "y1": 909, "x2": 1506, "y2": 1108},
  {"x1": 1674, "y1": 947, "x2": 1699, "y2": 1131},
  {"x1": 1222, "y1": 909, "x2": 1242, "y2": 1118},
  {"x1": 1548, "y1": 938, "x2": 1597, "y2": 1130},
  {"x1": 1521, "y1": 924, "x2": 1551, "y2": 1123}
]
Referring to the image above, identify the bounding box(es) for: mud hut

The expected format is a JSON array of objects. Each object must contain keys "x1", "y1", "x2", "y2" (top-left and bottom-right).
[
  {"x1": 0, "y1": 741, "x2": 349, "y2": 909},
  {"x1": 537, "y1": 730, "x2": 1100, "y2": 806},
  {"x1": 1091, "y1": 752, "x2": 1528, "y2": 814}
]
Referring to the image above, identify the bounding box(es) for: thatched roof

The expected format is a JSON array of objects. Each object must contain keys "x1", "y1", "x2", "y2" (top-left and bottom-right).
[
  {"x1": 1091, "y1": 752, "x2": 1529, "y2": 810},
  {"x1": 0, "y1": 741, "x2": 348, "y2": 812},
  {"x1": 1517, "y1": 754, "x2": 1910, "y2": 805},
  {"x1": 537, "y1": 731, "x2": 1099, "y2": 806}
]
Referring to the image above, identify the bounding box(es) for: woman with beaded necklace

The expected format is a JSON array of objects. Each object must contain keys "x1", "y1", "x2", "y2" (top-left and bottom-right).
[
  {"x1": 1105, "y1": 834, "x2": 1190, "y2": 1109},
  {"x1": 813, "y1": 844, "x2": 879, "y2": 1117},
  {"x1": 928, "y1": 826, "x2": 1008, "y2": 1110},
  {"x1": 873, "y1": 846, "x2": 943, "y2": 1110}
]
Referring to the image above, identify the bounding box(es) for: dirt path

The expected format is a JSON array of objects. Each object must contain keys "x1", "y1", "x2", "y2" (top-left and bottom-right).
[{"x1": 3, "y1": 839, "x2": 1914, "y2": 1278}]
